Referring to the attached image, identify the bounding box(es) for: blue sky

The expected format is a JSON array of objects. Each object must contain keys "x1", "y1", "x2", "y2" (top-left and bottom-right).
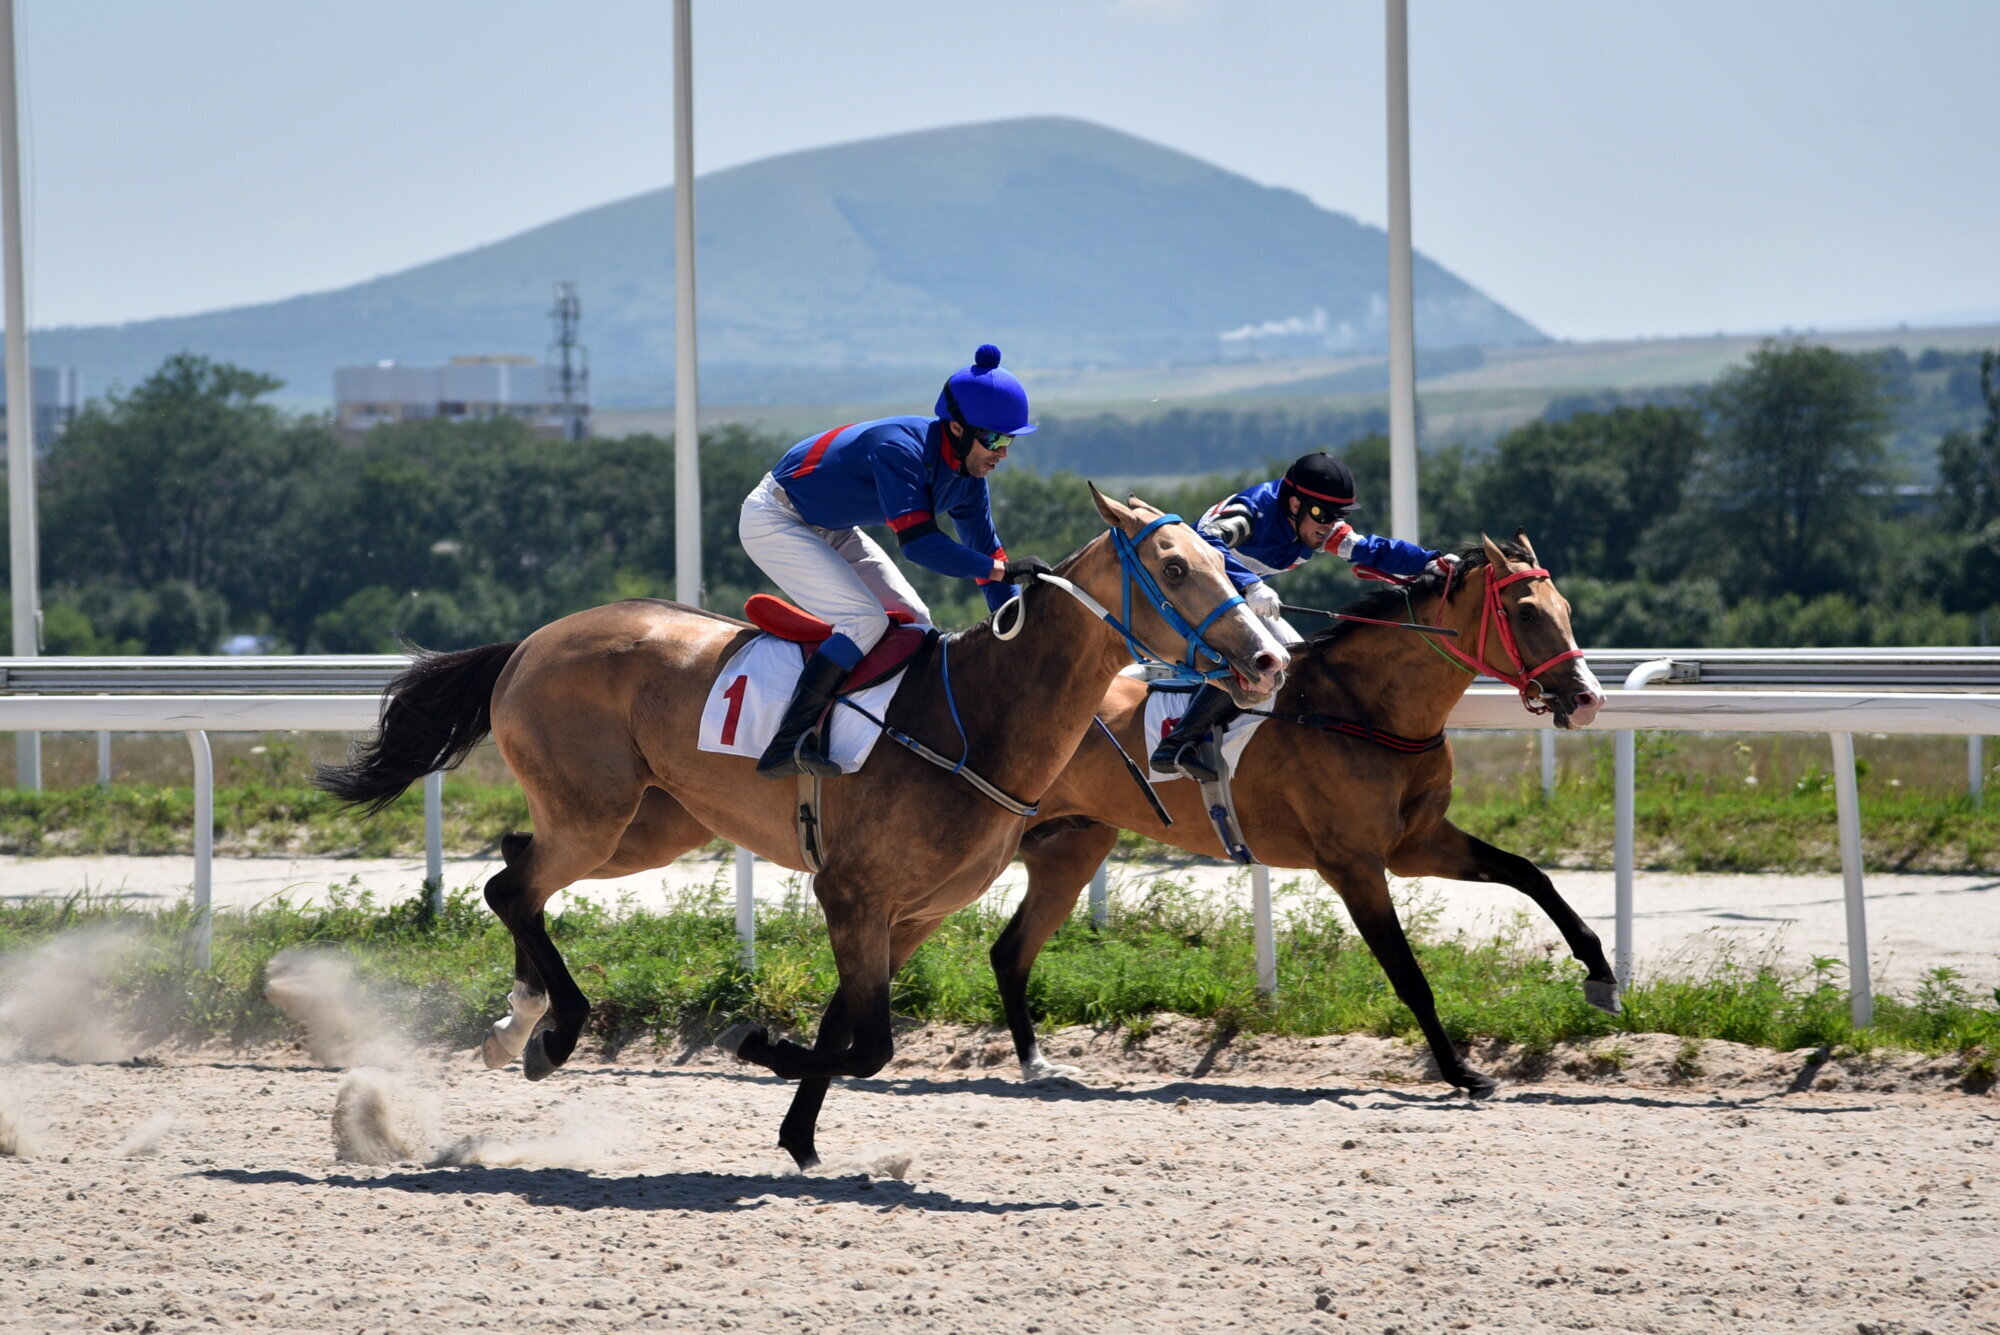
[{"x1": 13, "y1": 0, "x2": 1998, "y2": 341}]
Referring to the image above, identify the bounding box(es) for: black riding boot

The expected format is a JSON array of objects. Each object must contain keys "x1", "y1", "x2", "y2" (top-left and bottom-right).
[
  {"x1": 756, "y1": 651, "x2": 848, "y2": 778},
  {"x1": 1149, "y1": 682, "x2": 1241, "y2": 784}
]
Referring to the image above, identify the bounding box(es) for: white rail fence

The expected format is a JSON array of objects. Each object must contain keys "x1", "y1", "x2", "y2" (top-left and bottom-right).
[{"x1": 2, "y1": 658, "x2": 1998, "y2": 1025}]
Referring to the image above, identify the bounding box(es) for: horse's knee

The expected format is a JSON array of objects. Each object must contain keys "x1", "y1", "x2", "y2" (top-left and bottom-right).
[
  {"x1": 500, "y1": 830, "x2": 533, "y2": 865},
  {"x1": 846, "y1": 1031, "x2": 894, "y2": 1079}
]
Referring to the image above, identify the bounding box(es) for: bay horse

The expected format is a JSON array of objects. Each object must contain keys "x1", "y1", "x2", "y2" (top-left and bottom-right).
[
  {"x1": 991, "y1": 532, "x2": 1611, "y2": 1098},
  {"x1": 315, "y1": 487, "x2": 1288, "y2": 1168}
]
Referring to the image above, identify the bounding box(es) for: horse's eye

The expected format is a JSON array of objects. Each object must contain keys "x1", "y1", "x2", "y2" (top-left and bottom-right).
[
  {"x1": 1515, "y1": 603, "x2": 1540, "y2": 621},
  {"x1": 1163, "y1": 560, "x2": 1188, "y2": 582}
]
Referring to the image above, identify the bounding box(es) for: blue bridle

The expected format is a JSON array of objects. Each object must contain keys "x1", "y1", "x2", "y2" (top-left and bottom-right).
[{"x1": 1106, "y1": 514, "x2": 1249, "y2": 684}]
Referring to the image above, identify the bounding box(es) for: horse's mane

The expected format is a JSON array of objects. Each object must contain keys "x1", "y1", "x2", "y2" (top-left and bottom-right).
[{"x1": 1305, "y1": 538, "x2": 1534, "y2": 650}]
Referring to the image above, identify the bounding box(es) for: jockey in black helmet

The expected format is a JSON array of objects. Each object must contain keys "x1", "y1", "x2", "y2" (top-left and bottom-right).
[{"x1": 1150, "y1": 452, "x2": 1449, "y2": 783}]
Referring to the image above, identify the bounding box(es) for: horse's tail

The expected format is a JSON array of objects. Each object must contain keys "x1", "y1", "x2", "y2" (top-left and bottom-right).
[{"x1": 313, "y1": 640, "x2": 521, "y2": 815}]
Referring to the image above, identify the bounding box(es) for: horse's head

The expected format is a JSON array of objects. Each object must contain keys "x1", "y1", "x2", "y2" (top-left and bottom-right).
[
  {"x1": 1078, "y1": 484, "x2": 1289, "y2": 704},
  {"x1": 1471, "y1": 531, "x2": 1604, "y2": 729}
]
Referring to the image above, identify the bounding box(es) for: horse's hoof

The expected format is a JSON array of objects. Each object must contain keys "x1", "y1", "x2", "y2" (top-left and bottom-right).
[
  {"x1": 1585, "y1": 979, "x2": 1622, "y2": 1015},
  {"x1": 715, "y1": 1021, "x2": 764, "y2": 1059},
  {"x1": 1458, "y1": 1071, "x2": 1501, "y2": 1099},
  {"x1": 522, "y1": 1033, "x2": 562, "y2": 1082},
  {"x1": 1021, "y1": 1059, "x2": 1087, "y2": 1084},
  {"x1": 479, "y1": 1033, "x2": 515, "y2": 1070},
  {"x1": 780, "y1": 1139, "x2": 820, "y2": 1172}
]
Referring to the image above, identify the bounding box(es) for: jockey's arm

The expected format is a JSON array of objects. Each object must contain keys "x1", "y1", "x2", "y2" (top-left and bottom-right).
[
  {"x1": 1194, "y1": 502, "x2": 1264, "y2": 592},
  {"x1": 1339, "y1": 531, "x2": 1439, "y2": 577}
]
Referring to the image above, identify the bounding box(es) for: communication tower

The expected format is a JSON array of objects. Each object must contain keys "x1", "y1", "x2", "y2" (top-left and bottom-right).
[{"x1": 549, "y1": 282, "x2": 590, "y2": 441}]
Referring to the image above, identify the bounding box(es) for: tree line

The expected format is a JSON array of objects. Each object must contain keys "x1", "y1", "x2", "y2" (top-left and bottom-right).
[{"x1": 0, "y1": 340, "x2": 1995, "y2": 655}]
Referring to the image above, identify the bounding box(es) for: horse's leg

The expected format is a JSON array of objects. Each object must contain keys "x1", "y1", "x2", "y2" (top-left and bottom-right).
[
  {"x1": 774, "y1": 913, "x2": 954, "y2": 1170},
  {"x1": 992, "y1": 819, "x2": 1119, "y2": 1080},
  {"x1": 1389, "y1": 819, "x2": 1620, "y2": 1014},
  {"x1": 722, "y1": 896, "x2": 895, "y2": 1086},
  {"x1": 1319, "y1": 856, "x2": 1499, "y2": 1098},
  {"x1": 479, "y1": 791, "x2": 644, "y2": 1080}
]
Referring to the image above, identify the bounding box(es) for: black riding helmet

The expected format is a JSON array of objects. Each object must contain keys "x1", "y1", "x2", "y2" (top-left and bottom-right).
[{"x1": 1277, "y1": 453, "x2": 1357, "y2": 535}]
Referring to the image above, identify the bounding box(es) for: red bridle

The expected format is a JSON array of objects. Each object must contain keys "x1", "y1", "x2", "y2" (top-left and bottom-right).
[{"x1": 1360, "y1": 561, "x2": 1587, "y2": 713}]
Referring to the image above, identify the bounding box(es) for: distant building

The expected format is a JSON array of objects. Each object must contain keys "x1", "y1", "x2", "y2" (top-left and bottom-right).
[
  {"x1": 333, "y1": 355, "x2": 588, "y2": 438},
  {"x1": 0, "y1": 366, "x2": 83, "y2": 451}
]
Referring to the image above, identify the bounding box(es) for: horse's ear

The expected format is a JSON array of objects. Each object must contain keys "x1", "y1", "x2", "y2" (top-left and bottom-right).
[
  {"x1": 1090, "y1": 482, "x2": 1143, "y2": 535},
  {"x1": 1512, "y1": 528, "x2": 1539, "y2": 564},
  {"x1": 1480, "y1": 531, "x2": 1512, "y2": 572}
]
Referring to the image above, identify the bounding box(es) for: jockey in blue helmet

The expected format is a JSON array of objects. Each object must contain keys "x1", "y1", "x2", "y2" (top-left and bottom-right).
[
  {"x1": 738, "y1": 344, "x2": 1050, "y2": 777},
  {"x1": 1151, "y1": 451, "x2": 1451, "y2": 782}
]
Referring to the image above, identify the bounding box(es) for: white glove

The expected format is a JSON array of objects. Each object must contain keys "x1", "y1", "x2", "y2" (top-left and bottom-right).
[
  {"x1": 1425, "y1": 552, "x2": 1462, "y2": 579},
  {"x1": 1244, "y1": 581, "x2": 1282, "y2": 619}
]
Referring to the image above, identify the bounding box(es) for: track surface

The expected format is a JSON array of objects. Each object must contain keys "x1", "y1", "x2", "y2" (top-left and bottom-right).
[{"x1": 3, "y1": 1029, "x2": 1996, "y2": 1334}]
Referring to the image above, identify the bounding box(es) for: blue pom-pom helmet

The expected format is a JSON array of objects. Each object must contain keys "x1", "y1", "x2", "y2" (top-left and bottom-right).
[{"x1": 935, "y1": 344, "x2": 1038, "y2": 436}]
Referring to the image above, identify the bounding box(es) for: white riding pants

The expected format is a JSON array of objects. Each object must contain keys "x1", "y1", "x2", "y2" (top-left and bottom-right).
[{"x1": 738, "y1": 472, "x2": 930, "y2": 657}]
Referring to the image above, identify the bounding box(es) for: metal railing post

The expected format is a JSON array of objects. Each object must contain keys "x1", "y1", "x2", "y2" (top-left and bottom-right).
[
  {"x1": 1089, "y1": 861, "x2": 1108, "y2": 928},
  {"x1": 97, "y1": 731, "x2": 112, "y2": 786},
  {"x1": 1539, "y1": 730, "x2": 1556, "y2": 800},
  {"x1": 186, "y1": 729, "x2": 213, "y2": 970},
  {"x1": 1614, "y1": 659, "x2": 1676, "y2": 986},
  {"x1": 1829, "y1": 731, "x2": 1873, "y2": 1028},
  {"x1": 1252, "y1": 864, "x2": 1276, "y2": 997},
  {"x1": 423, "y1": 770, "x2": 444, "y2": 915},
  {"x1": 1972, "y1": 734, "x2": 1985, "y2": 807},
  {"x1": 734, "y1": 845, "x2": 756, "y2": 969}
]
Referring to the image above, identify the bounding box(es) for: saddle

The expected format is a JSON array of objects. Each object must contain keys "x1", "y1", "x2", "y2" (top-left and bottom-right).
[
  {"x1": 743, "y1": 594, "x2": 936, "y2": 874},
  {"x1": 744, "y1": 593, "x2": 931, "y2": 692}
]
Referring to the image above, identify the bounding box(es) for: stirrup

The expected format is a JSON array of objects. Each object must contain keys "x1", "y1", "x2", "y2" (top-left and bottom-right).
[
  {"x1": 1164, "y1": 739, "x2": 1222, "y2": 785},
  {"x1": 758, "y1": 725, "x2": 841, "y2": 779}
]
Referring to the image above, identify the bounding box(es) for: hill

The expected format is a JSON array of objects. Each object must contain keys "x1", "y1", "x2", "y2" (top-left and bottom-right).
[{"x1": 31, "y1": 117, "x2": 1541, "y2": 407}]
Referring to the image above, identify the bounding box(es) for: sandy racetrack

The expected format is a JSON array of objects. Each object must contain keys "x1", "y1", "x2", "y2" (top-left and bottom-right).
[{"x1": 2, "y1": 1024, "x2": 1996, "y2": 1334}]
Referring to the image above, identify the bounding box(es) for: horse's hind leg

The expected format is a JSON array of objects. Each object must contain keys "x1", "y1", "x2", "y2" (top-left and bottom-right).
[
  {"x1": 992, "y1": 818, "x2": 1120, "y2": 1080},
  {"x1": 480, "y1": 792, "x2": 644, "y2": 1080},
  {"x1": 1389, "y1": 819, "x2": 1619, "y2": 1014},
  {"x1": 1319, "y1": 855, "x2": 1499, "y2": 1098}
]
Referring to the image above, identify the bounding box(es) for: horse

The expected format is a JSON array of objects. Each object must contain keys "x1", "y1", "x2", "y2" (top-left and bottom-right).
[
  {"x1": 314, "y1": 486, "x2": 1289, "y2": 1168},
  {"x1": 989, "y1": 532, "x2": 1611, "y2": 1098}
]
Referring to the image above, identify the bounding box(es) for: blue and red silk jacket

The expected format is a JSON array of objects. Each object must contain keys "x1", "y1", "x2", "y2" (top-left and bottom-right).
[
  {"x1": 772, "y1": 415, "x2": 1015, "y2": 611},
  {"x1": 1197, "y1": 479, "x2": 1436, "y2": 590}
]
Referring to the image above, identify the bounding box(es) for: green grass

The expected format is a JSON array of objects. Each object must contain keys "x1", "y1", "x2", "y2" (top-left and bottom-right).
[{"x1": 3, "y1": 877, "x2": 1993, "y2": 1067}]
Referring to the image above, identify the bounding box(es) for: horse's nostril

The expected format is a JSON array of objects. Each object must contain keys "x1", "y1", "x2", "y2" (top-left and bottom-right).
[{"x1": 1254, "y1": 651, "x2": 1284, "y2": 675}]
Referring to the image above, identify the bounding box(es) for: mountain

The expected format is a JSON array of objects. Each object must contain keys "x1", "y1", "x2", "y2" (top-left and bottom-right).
[{"x1": 33, "y1": 117, "x2": 1544, "y2": 407}]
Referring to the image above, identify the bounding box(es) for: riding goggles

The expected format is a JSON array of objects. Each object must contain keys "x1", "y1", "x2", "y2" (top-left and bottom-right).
[
  {"x1": 1300, "y1": 497, "x2": 1355, "y2": 525},
  {"x1": 966, "y1": 428, "x2": 1013, "y2": 453}
]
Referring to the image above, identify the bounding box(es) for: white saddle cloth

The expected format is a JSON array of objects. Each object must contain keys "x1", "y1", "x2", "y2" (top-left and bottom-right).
[
  {"x1": 1143, "y1": 687, "x2": 1269, "y2": 783},
  {"x1": 697, "y1": 635, "x2": 910, "y2": 775}
]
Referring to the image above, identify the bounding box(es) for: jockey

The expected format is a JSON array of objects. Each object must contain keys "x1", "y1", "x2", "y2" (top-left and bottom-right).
[
  {"x1": 739, "y1": 344, "x2": 1049, "y2": 777},
  {"x1": 1151, "y1": 451, "x2": 1446, "y2": 782}
]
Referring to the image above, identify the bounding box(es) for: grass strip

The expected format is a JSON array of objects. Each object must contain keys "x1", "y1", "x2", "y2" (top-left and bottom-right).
[
  {"x1": 1, "y1": 774, "x2": 1995, "y2": 873},
  {"x1": 2, "y1": 877, "x2": 1993, "y2": 1071}
]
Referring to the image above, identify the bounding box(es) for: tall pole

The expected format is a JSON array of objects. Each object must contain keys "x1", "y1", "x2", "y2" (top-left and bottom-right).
[
  {"x1": 1, "y1": 0, "x2": 40, "y2": 788},
  {"x1": 1384, "y1": 0, "x2": 1420, "y2": 543},
  {"x1": 671, "y1": 0, "x2": 702, "y2": 607}
]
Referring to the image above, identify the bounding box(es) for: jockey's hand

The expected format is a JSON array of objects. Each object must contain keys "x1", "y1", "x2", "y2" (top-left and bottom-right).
[
  {"x1": 999, "y1": 555, "x2": 1055, "y2": 585},
  {"x1": 1243, "y1": 580, "x2": 1282, "y2": 619},
  {"x1": 1425, "y1": 552, "x2": 1461, "y2": 579}
]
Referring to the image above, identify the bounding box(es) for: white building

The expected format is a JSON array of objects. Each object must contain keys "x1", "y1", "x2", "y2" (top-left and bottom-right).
[
  {"x1": 0, "y1": 365, "x2": 83, "y2": 451},
  {"x1": 334, "y1": 355, "x2": 586, "y2": 437}
]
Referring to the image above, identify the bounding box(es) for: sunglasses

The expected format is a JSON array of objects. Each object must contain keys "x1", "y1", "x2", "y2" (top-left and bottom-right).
[
  {"x1": 1300, "y1": 500, "x2": 1353, "y2": 524},
  {"x1": 965, "y1": 427, "x2": 1014, "y2": 453}
]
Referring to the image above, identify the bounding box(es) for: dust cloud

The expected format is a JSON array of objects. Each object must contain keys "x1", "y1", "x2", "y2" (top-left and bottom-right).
[{"x1": 0, "y1": 926, "x2": 145, "y2": 1064}]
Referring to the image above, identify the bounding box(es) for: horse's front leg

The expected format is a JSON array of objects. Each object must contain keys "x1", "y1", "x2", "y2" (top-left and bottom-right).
[
  {"x1": 773, "y1": 995, "x2": 852, "y2": 1171},
  {"x1": 719, "y1": 905, "x2": 894, "y2": 1087},
  {"x1": 1389, "y1": 818, "x2": 1619, "y2": 1014},
  {"x1": 1320, "y1": 856, "x2": 1499, "y2": 1099}
]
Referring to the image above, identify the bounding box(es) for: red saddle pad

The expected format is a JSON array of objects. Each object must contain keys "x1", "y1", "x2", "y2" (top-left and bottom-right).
[{"x1": 743, "y1": 594, "x2": 928, "y2": 689}]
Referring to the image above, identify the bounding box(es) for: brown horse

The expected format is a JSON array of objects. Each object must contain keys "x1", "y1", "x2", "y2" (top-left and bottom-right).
[
  {"x1": 990, "y1": 533, "x2": 1611, "y2": 1098},
  {"x1": 316, "y1": 487, "x2": 1287, "y2": 1168}
]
